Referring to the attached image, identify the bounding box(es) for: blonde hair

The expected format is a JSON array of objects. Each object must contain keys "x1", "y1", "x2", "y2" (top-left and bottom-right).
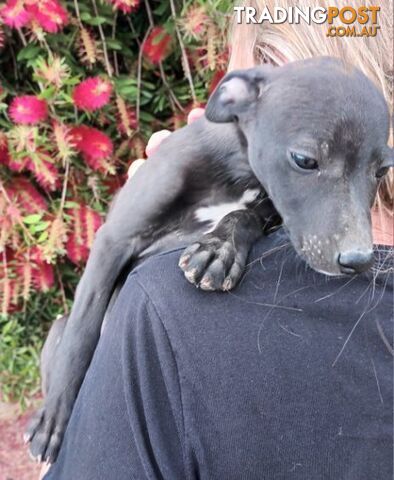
[{"x1": 228, "y1": 0, "x2": 393, "y2": 215}]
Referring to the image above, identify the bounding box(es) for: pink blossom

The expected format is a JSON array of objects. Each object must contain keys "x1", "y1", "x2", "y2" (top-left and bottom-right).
[
  {"x1": 9, "y1": 95, "x2": 48, "y2": 125},
  {"x1": 72, "y1": 77, "x2": 112, "y2": 112},
  {"x1": 0, "y1": 0, "x2": 68, "y2": 32},
  {"x1": 27, "y1": 0, "x2": 68, "y2": 33},
  {"x1": 0, "y1": 0, "x2": 30, "y2": 28}
]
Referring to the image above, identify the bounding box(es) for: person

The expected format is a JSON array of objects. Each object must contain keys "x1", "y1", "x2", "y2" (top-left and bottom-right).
[{"x1": 43, "y1": 1, "x2": 393, "y2": 478}]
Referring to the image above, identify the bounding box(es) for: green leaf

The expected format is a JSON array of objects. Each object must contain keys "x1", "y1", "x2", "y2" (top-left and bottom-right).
[
  {"x1": 30, "y1": 221, "x2": 50, "y2": 233},
  {"x1": 39, "y1": 86, "x2": 57, "y2": 100},
  {"x1": 80, "y1": 11, "x2": 92, "y2": 21},
  {"x1": 153, "y1": 2, "x2": 169, "y2": 15},
  {"x1": 37, "y1": 231, "x2": 49, "y2": 243},
  {"x1": 80, "y1": 11, "x2": 108, "y2": 25},
  {"x1": 22, "y1": 214, "x2": 43, "y2": 225},
  {"x1": 17, "y1": 45, "x2": 43, "y2": 61},
  {"x1": 117, "y1": 86, "x2": 137, "y2": 96},
  {"x1": 106, "y1": 39, "x2": 123, "y2": 51},
  {"x1": 139, "y1": 111, "x2": 156, "y2": 123},
  {"x1": 64, "y1": 201, "x2": 80, "y2": 209}
]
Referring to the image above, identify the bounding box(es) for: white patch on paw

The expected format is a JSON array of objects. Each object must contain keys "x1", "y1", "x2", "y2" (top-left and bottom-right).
[{"x1": 195, "y1": 189, "x2": 260, "y2": 232}]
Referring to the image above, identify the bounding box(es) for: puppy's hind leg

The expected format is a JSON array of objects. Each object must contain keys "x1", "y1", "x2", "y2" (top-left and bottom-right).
[
  {"x1": 25, "y1": 125, "x2": 197, "y2": 464},
  {"x1": 25, "y1": 225, "x2": 145, "y2": 463},
  {"x1": 40, "y1": 315, "x2": 68, "y2": 397}
]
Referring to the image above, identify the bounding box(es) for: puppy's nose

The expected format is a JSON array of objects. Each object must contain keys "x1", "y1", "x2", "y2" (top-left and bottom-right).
[{"x1": 338, "y1": 250, "x2": 374, "y2": 274}]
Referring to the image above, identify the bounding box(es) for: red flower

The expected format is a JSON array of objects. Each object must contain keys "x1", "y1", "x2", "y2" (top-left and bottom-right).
[
  {"x1": 9, "y1": 95, "x2": 48, "y2": 125},
  {"x1": 29, "y1": 246, "x2": 55, "y2": 291},
  {"x1": 72, "y1": 77, "x2": 112, "y2": 112},
  {"x1": 70, "y1": 125, "x2": 113, "y2": 172},
  {"x1": 107, "y1": 0, "x2": 139, "y2": 14},
  {"x1": 27, "y1": 0, "x2": 68, "y2": 33},
  {"x1": 0, "y1": 0, "x2": 30, "y2": 28},
  {"x1": 143, "y1": 26, "x2": 172, "y2": 64},
  {"x1": 6, "y1": 177, "x2": 47, "y2": 214}
]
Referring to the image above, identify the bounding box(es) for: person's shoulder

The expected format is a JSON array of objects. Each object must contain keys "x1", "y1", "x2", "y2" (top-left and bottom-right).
[
  {"x1": 130, "y1": 246, "x2": 189, "y2": 292},
  {"x1": 120, "y1": 231, "x2": 392, "y2": 358}
]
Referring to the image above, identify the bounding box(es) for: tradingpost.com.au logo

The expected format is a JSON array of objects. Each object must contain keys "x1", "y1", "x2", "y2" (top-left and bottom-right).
[{"x1": 234, "y1": 6, "x2": 381, "y2": 37}]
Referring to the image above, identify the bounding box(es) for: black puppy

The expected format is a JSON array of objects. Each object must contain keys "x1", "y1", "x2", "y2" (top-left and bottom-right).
[{"x1": 26, "y1": 57, "x2": 393, "y2": 463}]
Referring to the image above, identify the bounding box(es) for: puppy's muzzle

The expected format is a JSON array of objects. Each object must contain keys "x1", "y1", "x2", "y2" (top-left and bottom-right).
[{"x1": 337, "y1": 249, "x2": 374, "y2": 274}]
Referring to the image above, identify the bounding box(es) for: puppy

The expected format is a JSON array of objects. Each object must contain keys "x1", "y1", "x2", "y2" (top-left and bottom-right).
[{"x1": 26, "y1": 57, "x2": 393, "y2": 463}]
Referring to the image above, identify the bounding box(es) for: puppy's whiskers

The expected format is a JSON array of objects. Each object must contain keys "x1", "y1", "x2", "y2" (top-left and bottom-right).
[{"x1": 332, "y1": 270, "x2": 391, "y2": 367}]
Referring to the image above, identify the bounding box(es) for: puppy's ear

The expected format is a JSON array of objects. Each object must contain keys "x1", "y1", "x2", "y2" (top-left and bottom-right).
[
  {"x1": 380, "y1": 145, "x2": 394, "y2": 168},
  {"x1": 205, "y1": 66, "x2": 272, "y2": 123}
]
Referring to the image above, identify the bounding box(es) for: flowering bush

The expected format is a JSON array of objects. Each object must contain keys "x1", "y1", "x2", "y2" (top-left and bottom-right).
[{"x1": 0, "y1": 0, "x2": 230, "y2": 401}]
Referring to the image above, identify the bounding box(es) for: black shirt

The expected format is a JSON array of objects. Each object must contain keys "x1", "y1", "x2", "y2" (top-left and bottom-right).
[{"x1": 45, "y1": 230, "x2": 393, "y2": 480}]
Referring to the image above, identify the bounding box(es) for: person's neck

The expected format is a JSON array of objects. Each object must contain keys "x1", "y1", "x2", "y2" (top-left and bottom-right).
[{"x1": 372, "y1": 207, "x2": 394, "y2": 246}]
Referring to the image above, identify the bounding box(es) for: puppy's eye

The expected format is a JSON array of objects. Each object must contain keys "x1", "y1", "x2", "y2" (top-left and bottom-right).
[
  {"x1": 376, "y1": 166, "x2": 389, "y2": 178},
  {"x1": 290, "y1": 152, "x2": 318, "y2": 170}
]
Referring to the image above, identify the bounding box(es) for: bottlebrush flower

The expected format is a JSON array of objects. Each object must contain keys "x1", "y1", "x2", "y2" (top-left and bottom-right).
[
  {"x1": 42, "y1": 215, "x2": 67, "y2": 262},
  {"x1": 25, "y1": 151, "x2": 60, "y2": 191},
  {"x1": 66, "y1": 203, "x2": 102, "y2": 264},
  {"x1": 72, "y1": 77, "x2": 112, "y2": 112},
  {"x1": 5, "y1": 155, "x2": 28, "y2": 172},
  {"x1": 0, "y1": 249, "x2": 18, "y2": 315},
  {"x1": 52, "y1": 121, "x2": 76, "y2": 163},
  {"x1": 77, "y1": 27, "x2": 99, "y2": 68},
  {"x1": 181, "y1": 5, "x2": 209, "y2": 39},
  {"x1": 29, "y1": 246, "x2": 55, "y2": 291},
  {"x1": 107, "y1": 0, "x2": 139, "y2": 14},
  {"x1": 9, "y1": 95, "x2": 48, "y2": 125},
  {"x1": 70, "y1": 125, "x2": 113, "y2": 172},
  {"x1": 116, "y1": 95, "x2": 137, "y2": 137},
  {"x1": 0, "y1": 24, "x2": 6, "y2": 49},
  {"x1": 0, "y1": 0, "x2": 30, "y2": 28},
  {"x1": 15, "y1": 255, "x2": 32, "y2": 300},
  {"x1": 129, "y1": 133, "x2": 146, "y2": 159},
  {"x1": 34, "y1": 56, "x2": 70, "y2": 89},
  {"x1": 26, "y1": 0, "x2": 68, "y2": 33},
  {"x1": 7, "y1": 126, "x2": 38, "y2": 159},
  {"x1": 0, "y1": 133, "x2": 10, "y2": 166},
  {"x1": 143, "y1": 26, "x2": 172, "y2": 64},
  {"x1": 0, "y1": 0, "x2": 68, "y2": 32},
  {"x1": 6, "y1": 177, "x2": 47, "y2": 213}
]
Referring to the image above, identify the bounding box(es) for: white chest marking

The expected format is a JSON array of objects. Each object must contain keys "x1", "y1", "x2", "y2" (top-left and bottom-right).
[{"x1": 195, "y1": 189, "x2": 260, "y2": 232}]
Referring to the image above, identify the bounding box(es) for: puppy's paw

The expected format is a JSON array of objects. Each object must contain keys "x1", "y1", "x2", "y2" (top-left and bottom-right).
[
  {"x1": 179, "y1": 235, "x2": 246, "y2": 291},
  {"x1": 25, "y1": 398, "x2": 70, "y2": 464}
]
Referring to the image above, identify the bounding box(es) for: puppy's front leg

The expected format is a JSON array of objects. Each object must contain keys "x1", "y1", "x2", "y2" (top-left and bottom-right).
[{"x1": 180, "y1": 200, "x2": 278, "y2": 291}]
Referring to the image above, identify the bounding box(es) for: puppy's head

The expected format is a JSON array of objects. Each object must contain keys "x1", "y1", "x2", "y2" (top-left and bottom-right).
[{"x1": 206, "y1": 57, "x2": 393, "y2": 275}]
